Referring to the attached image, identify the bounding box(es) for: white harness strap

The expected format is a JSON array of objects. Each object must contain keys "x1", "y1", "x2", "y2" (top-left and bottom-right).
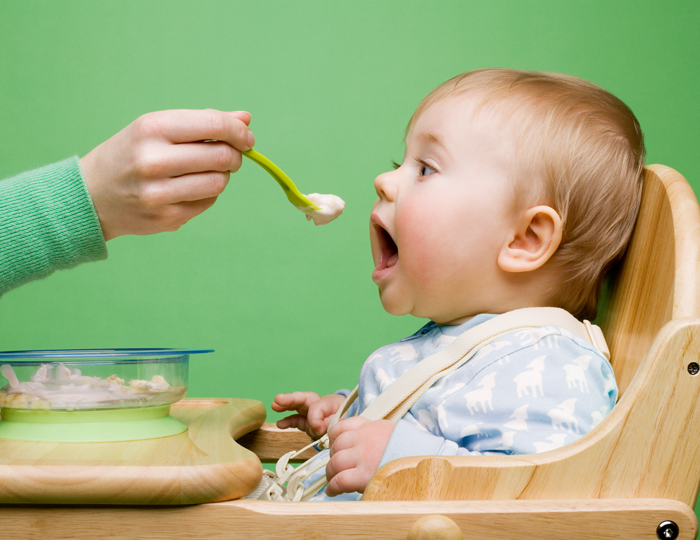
[{"x1": 245, "y1": 307, "x2": 609, "y2": 501}]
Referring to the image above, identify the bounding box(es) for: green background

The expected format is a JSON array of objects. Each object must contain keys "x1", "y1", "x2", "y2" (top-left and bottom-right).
[{"x1": 1, "y1": 0, "x2": 699, "y2": 514}]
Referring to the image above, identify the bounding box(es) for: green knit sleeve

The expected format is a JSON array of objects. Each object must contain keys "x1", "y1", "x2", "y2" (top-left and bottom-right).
[{"x1": 0, "y1": 157, "x2": 108, "y2": 296}]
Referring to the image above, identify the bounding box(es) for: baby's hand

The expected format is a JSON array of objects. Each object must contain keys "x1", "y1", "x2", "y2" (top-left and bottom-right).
[
  {"x1": 325, "y1": 417, "x2": 395, "y2": 496},
  {"x1": 80, "y1": 109, "x2": 255, "y2": 241},
  {"x1": 272, "y1": 392, "x2": 346, "y2": 440}
]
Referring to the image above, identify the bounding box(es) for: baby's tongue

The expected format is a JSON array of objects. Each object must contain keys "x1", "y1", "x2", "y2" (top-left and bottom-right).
[{"x1": 386, "y1": 252, "x2": 399, "y2": 268}]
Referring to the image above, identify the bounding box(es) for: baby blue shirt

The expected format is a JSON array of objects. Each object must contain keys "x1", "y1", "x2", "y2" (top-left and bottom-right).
[{"x1": 309, "y1": 313, "x2": 618, "y2": 501}]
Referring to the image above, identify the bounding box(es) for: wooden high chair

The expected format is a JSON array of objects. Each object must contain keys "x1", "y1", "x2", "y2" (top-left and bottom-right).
[{"x1": 2, "y1": 164, "x2": 699, "y2": 540}]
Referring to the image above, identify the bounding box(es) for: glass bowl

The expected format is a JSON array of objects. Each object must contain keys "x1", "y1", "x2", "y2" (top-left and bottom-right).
[
  {"x1": 0, "y1": 349, "x2": 211, "y2": 411},
  {"x1": 0, "y1": 349, "x2": 213, "y2": 442}
]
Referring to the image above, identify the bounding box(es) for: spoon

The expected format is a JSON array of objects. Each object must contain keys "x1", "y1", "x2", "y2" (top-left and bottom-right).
[{"x1": 242, "y1": 149, "x2": 320, "y2": 210}]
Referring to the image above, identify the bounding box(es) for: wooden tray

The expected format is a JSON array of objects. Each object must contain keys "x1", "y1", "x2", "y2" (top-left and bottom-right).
[{"x1": 0, "y1": 398, "x2": 266, "y2": 505}]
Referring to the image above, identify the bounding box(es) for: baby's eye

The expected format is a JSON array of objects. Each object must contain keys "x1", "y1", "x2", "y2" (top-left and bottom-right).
[
  {"x1": 419, "y1": 162, "x2": 437, "y2": 177},
  {"x1": 391, "y1": 160, "x2": 402, "y2": 170}
]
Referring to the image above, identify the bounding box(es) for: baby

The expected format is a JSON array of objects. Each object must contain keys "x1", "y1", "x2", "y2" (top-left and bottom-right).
[{"x1": 272, "y1": 68, "x2": 645, "y2": 501}]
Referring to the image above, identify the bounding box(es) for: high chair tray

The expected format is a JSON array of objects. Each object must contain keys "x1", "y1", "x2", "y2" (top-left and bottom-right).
[{"x1": 0, "y1": 398, "x2": 266, "y2": 505}]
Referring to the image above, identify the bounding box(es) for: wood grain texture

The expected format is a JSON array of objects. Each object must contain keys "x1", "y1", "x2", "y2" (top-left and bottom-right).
[
  {"x1": 237, "y1": 423, "x2": 316, "y2": 461},
  {"x1": 0, "y1": 498, "x2": 695, "y2": 540},
  {"x1": 0, "y1": 398, "x2": 266, "y2": 504},
  {"x1": 363, "y1": 166, "x2": 700, "y2": 511},
  {"x1": 407, "y1": 514, "x2": 463, "y2": 540},
  {"x1": 600, "y1": 165, "x2": 700, "y2": 396}
]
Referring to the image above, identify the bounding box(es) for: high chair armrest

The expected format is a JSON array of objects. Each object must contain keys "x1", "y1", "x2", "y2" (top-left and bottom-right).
[
  {"x1": 237, "y1": 423, "x2": 317, "y2": 461},
  {"x1": 364, "y1": 453, "x2": 538, "y2": 501}
]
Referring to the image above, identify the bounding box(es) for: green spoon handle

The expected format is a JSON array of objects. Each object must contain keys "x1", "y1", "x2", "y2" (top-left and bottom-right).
[{"x1": 243, "y1": 148, "x2": 319, "y2": 209}]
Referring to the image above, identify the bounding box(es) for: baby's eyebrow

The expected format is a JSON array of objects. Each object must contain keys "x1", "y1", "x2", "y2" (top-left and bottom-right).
[{"x1": 417, "y1": 132, "x2": 452, "y2": 158}]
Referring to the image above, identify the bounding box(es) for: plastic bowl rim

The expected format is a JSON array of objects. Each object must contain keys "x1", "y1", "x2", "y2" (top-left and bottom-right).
[{"x1": 0, "y1": 348, "x2": 214, "y2": 360}]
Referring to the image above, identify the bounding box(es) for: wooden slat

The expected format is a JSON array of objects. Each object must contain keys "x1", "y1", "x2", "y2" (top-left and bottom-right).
[
  {"x1": 0, "y1": 498, "x2": 695, "y2": 540},
  {"x1": 237, "y1": 423, "x2": 316, "y2": 461}
]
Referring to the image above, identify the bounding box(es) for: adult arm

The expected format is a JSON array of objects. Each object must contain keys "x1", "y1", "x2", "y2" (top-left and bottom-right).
[
  {"x1": 0, "y1": 157, "x2": 106, "y2": 296},
  {"x1": 0, "y1": 109, "x2": 254, "y2": 296}
]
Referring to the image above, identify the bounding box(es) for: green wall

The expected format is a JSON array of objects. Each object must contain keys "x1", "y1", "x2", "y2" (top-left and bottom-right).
[{"x1": 1, "y1": 0, "x2": 699, "y2": 515}]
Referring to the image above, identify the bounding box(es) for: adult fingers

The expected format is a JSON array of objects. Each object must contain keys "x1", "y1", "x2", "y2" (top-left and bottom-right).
[
  {"x1": 140, "y1": 172, "x2": 230, "y2": 206},
  {"x1": 325, "y1": 468, "x2": 365, "y2": 497},
  {"x1": 226, "y1": 111, "x2": 251, "y2": 126},
  {"x1": 171, "y1": 197, "x2": 219, "y2": 226},
  {"x1": 136, "y1": 109, "x2": 255, "y2": 150},
  {"x1": 153, "y1": 141, "x2": 243, "y2": 177}
]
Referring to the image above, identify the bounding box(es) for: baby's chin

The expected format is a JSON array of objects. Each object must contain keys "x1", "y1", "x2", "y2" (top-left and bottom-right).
[
  {"x1": 377, "y1": 288, "x2": 414, "y2": 317},
  {"x1": 379, "y1": 290, "x2": 460, "y2": 323}
]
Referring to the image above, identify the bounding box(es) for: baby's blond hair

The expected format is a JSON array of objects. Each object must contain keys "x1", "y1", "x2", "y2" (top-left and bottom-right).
[{"x1": 409, "y1": 68, "x2": 645, "y2": 320}]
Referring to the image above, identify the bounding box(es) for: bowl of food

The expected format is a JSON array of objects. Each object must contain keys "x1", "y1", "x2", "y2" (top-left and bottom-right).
[{"x1": 0, "y1": 348, "x2": 213, "y2": 442}]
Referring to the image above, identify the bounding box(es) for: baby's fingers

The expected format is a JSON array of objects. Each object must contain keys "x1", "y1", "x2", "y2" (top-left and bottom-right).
[
  {"x1": 306, "y1": 409, "x2": 330, "y2": 438},
  {"x1": 325, "y1": 467, "x2": 365, "y2": 497},
  {"x1": 325, "y1": 446, "x2": 357, "y2": 481},
  {"x1": 328, "y1": 416, "x2": 370, "y2": 447},
  {"x1": 271, "y1": 391, "x2": 320, "y2": 413},
  {"x1": 306, "y1": 397, "x2": 341, "y2": 435},
  {"x1": 275, "y1": 414, "x2": 310, "y2": 433}
]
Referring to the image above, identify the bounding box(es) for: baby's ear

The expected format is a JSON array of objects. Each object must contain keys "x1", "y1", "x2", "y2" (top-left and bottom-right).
[{"x1": 498, "y1": 205, "x2": 562, "y2": 273}]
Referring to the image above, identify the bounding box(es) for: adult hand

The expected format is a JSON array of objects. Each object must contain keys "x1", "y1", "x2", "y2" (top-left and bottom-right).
[
  {"x1": 325, "y1": 416, "x2": 395, "y2": 496},
  {"x1": 80, "y1": 109, "x2": 254, "y2": 241},
  {"x1": 272, "y1": 392, "x2": 346, "y2": 440}
]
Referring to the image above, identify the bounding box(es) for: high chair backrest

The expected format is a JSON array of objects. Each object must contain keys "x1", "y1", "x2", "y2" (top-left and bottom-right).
[{"x1": 599, "y1": 164, "x2": 700, "y2": 396}]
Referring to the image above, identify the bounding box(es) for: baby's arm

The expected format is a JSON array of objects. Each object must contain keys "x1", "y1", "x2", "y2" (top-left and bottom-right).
[
  {"x1": 379, "y1": 329, "x2": 618, "y2": 466},
  {"x1": 272, "y1": 391, "x2": 346, "y2": 440}
]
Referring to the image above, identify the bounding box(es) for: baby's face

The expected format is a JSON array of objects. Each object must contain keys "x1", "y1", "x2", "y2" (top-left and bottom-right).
[{"x1": 370, "y1": 95, "x2": 516, "y2": 325}]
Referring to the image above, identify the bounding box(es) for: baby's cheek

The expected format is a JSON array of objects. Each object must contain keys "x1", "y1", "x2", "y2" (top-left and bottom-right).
[{"x1": 400, "y1": 227, "x2": 450, "y2": 287}]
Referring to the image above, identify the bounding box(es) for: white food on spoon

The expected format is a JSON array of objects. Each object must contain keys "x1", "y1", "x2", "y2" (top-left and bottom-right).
[{"x1": 295, "y1": 193, "x2": 345, "y2": 226}]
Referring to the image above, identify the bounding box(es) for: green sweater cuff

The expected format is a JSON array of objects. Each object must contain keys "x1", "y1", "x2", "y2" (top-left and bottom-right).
[{"x1": 0, "y1": 156, "x2": 107, "y2": 296}]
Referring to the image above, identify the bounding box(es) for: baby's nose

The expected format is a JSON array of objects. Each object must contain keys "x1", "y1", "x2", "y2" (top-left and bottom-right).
[{"x1": 374, "y1": 171, "x2": 397, "y2": 201}]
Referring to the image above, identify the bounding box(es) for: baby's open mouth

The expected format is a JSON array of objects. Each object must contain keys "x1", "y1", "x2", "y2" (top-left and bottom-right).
[{"x1": 373, "y1": 223, "x2": 399, "y2": 272}]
